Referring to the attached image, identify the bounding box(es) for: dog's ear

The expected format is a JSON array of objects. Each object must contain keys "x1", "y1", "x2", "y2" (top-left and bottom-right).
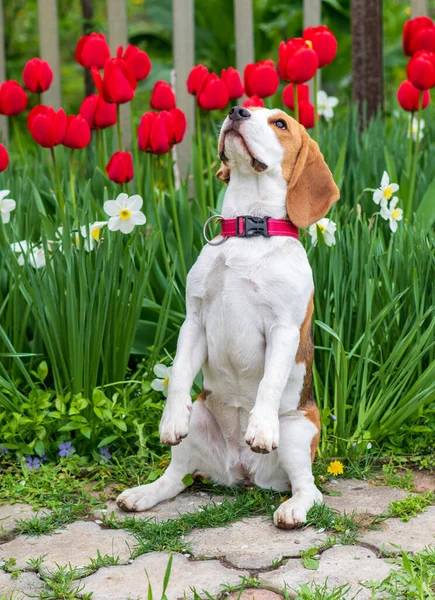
[
  {"x1": 216, "y1": 162, "x2": 231, "y2": 184},
  {"x1": 286, "y1": 130, "x2": 339, "y2": 228}
]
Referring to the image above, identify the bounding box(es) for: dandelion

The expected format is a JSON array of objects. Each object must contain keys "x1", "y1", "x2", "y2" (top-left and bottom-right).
[
  {"x1": 317, "y1": 90, "x2": 338, "y2": 121},
  {"x1": 308, "y1": 218, "x2": 337, "y2": 247},
  {"x1": 25, "y1": 455, "x2": 41, "y2": 470},
  {"x1": 104, "y1": 193, "x2": 146, "y2": 234},
  {"x1": 151, "y1": 363, "x2": 172, "y2": 397},
  {"x1": 327, "y1": 460, "x2": 344, "y2": 476},
  {"x1": 99, "y1": 446, "x2": 112, "y2": 462},
  {"x1": 380, "y1": 197, "x2": 403, "y2": 232},
  {"x1": 407, "y1": 116, "x2": 425, "y2": 142},
  {"x1": 0, "y1": 190, "x2": 16, "y2": 224},
  {"x1": 373, "y1": 171, "x2": 399, "y2": 206},
  {"x1": 81, "y1": 221, "x2": 108, "y2": 251},
  {"x1": 10, "y1": 241, "x2": 46, "y2": 269},
  {"x1": 58, "y1": 441, "x2": 75, "y2": 457}
]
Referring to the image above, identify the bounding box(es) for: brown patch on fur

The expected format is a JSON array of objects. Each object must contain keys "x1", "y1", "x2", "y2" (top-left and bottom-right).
[
  {"x1": 303, "y1": 403, "x2": 320, "y2": 463},
  {"x1": 216, "y1": 162, "x2": 231, "y2": 183}
]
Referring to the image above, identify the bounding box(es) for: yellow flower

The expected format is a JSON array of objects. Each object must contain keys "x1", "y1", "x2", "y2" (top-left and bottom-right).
[
  {"x1": 327, "y1": 460, "x2": 344, "y2": 476},
  {"x1": 405, "y1": 7, "x2": 412, "y2": 16}
]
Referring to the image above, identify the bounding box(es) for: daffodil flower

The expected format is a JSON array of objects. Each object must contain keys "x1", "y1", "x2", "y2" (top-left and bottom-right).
[
  {"x1": 0, "y1": 190, "x2": 16, "y2": 224},
  {"x1": 151, "y1": 364, "x2": 172, "y2": 398},
  {"x1": 380, "y1": 197, "x2": 403, "y2": 232},
  {"x1": 80, "y1": 221, "x2": 108, "y2": 251},
  {"x1": 10, "y1": 241, "x2": 46, "y2": 269},
  {"x1": 308, "y1": 218, "x2": 337, "y2": 247},
  {"x1": 317, "y1": 90, "x2": 338, "y2": 121},
  {"x1": 373, "y1": 171, "x2": 399, "y2": 206},
  {"x1": 407, "y1": 116, "x2": 425, "y2": 142},
  {"x1": 104, "y1": 193, "x2": 146, "y2": 235}
]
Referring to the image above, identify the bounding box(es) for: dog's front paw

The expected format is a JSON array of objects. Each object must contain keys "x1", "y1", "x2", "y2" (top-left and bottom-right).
[
  {"x1": 245, "y1": 411, "x2": 279, "y2": 454},
  {"x1": 116, "y1": 485, "x2": 159, "y2": 512},
  {"x1": 159, "y1": 398, "x2": 192, "y2": 445},
  {"x1": 273, "y1": 488, "x2": 322, "y2": 529}
]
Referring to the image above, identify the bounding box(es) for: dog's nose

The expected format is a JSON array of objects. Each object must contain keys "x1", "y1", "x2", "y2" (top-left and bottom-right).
[{"x1": 228, "y1": 106, "x2": 251, "y2": 121}]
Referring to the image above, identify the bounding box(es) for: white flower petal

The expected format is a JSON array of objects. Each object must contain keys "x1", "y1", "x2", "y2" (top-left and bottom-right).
[
  {"x1": 317, "y1": 90, "x2": 328, "y2": 103},
  {"x1": 104, "y1": 200, "x2": 121, "y2": 218},
  {"x1": 153, "y1": 364, "x2": 169, "y2": 378},
  {"x1": 389, "y1": 197, "x2": 399, "y2": 210},
  {"x1": 0, "y1": 190, "x2": 10, "y2": 202},
  {"x1": 373, "y1": 189, "x2": 383, "y2": 205},
  {"x1": 126, "y1": 195, "x2": 143, "y2": 212},
  {"x1": 1, "y1": 211, "x2": 11, "y2": 224},
  {"x1": 119, "y1": 219, "x2": 136, "y2": 234},
  {"x1": 108, "y1": 216, "x2": 122, "y2": 231},
  {"x1": 380, "y1": 171, "x2": 389, "y2": 189},
  {"x1": 390, "y1": 183, "x2": 399, "y2": 193},
  {"x1": 328, "y1": 97, "x2": 339, "y2": 108},
  {"x1": 11, "y1": 241, "x2": 29, "y2": 253},
  {"x1": 380, "y1": 206, "x2": 391, "y2": 220},
  {"x1": 390, "y1": 219, "x2": 398, "y2": 233},
  {"x1": 114, "y1": 192, "x2": 129, "y2": 208},
  {"x1": 1, "y1": 199, "x2": 16, "y2": 212},
  {"x1": 131, "y1": 211, "x2": 146, "y2": 226},
  {"x1": 151, "y1": 378, "x2": 165, "y2": 392}
]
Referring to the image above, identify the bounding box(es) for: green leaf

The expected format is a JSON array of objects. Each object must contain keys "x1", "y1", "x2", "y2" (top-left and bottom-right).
[
  {"x1": 301, "y1": 548, "x2": 320, "y2": 570},
  {"x1": 333, "y1": 139, "x2": 347, "y2": 190},
  {"x1": 415, "y1": 177, "x2": 435, "y2": 230},
  {"x1": 182, "y1": 473, "x2": 195, "y2": 486},
  {"x1": 37, "y1": 361, "x2": 48, "y2": 382},
  {"x1": 384, "y1": 146, "x2": 398, "y2": 186}
]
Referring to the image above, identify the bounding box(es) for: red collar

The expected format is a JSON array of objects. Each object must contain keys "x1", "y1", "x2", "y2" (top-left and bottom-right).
[{"x1": 221, "y1": 216, "x2": 298, "y2": 239}]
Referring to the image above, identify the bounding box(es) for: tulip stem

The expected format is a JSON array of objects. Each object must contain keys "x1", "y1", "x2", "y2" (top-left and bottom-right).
[
  {"x1": 196, "y1": 105, "x2": 207, "y2": 220},
  {"x1": 408, "y1": 93, "x2": 423, "y2": 221},
  {"x1": 50, "y1": 147, "x2": 65, "y2": 215},
  {"x1": 116, "y1": 104, "x2": 123, "y2": 152},
  {"x1": 313, "y1": 72, "x2": 319, "y2": 142},
  {"x1": 149, "y1": 157, "x2": 171, "y2": 278},
  {"x1": 294, "y1": 84, "x2": 299, "y2": 124},
  {"x1": 406, "y1": 111, "x2": 414, "y2": 176},
  {"x1": 205, "y1": 112, "x2": 214, "y2": 211},
  {"x1": 12, "y1": 119, "x2": 26, "y2": 165},
  {"x1": 131, "y1": 105, "x2": 140, "y2": 193},
  {"x1": 167, "y1": 153, "x2": 187, "y2": 280},
  {"x1": 70, "y1": 150, "x2": 78, "y2": 226}
]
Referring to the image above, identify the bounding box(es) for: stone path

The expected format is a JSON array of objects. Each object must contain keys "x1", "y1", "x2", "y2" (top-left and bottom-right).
[{"x1": 0, "y1": 479, "x2": 434, "y2": 600}]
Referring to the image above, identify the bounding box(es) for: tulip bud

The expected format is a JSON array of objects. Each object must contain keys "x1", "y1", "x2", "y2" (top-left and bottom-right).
[
  {"x1": 63, "y1": 115, "x2": 91, "y2": 150},
  {"x1": 282, "y1": 83, "x2": 310, "y2": 110},
  {"x1": 298, "y1": 101, "x2": 316, "y2": 129},
  {"x1": 397, "y1": 80, "x2": 430, "y2": 111},
  {"x1": 221, "y1": 67, "x2": 244, "y2": 100},
  {"x1": 407, "y1": 50, "x2": 435, "y2": 90},
  {"x1": 119, "y1": 45, "x2": 151, "y2": 81},
  {"x1": 28, "y1": 105, "x2": 67, "y2": 147},
  {"x1": 91, "y1": 59, "x2": 137, "y2": 104},
  {"x1": 187, "y1": 64, "x2": 209, "y2": 95},
  {"x1": 169, "y1": 107, "x2": 187, "y2": 144},
  {"x1": 75, "y1": 33, "x2": 110, "y2": 69},
  {"x1": 303, "y1": 26, "x2": 338, "y2": 68},
  {"x1": 278, "y1": 39, "x2": 318, "y2": 84},
  {"x1": 197, "y1": 74, "x2": 229, "y2": 110},
  {"x1": 0, "y1": 143, "x2": 9, "y2": 172},
  {"x1": 137, "y1": 112, "x2": 156, "y2": 152},
  {"x1": 403, "y1": 17, "x2": 435, "y2": 57},
  {"x1": 242, "y1": 95, "x2": 264, "y2": 108},
  {"x1": 0, "y1": 81, "x2": 28, "y2": 116},
  {"x1": 150, "y1": 81, "x2": 176, "y2": 111},
  {"x1": 244, "y1": 60, "x2": 279, "y2": 98},
  {"x1": 22, "y1": 58, "x2": 53, "y2": 93},
  {"x1": 106, "y1": 151, "x2": 134, "y2": 183},
  {"x1": 79, "y1": 94, "x2": 117, "y2": 130}
]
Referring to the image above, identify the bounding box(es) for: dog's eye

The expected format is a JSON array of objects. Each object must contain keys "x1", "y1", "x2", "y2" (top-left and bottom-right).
[{"x1": 273, "y1": 119, "x2": 287, "y2": 130}]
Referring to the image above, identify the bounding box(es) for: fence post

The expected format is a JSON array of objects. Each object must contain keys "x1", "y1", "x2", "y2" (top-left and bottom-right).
[
  {"x1": 234, "y1": 0, "x2": 255, "y2": 77},
  {"x1": 172, "y1": 0, "x2": 195, "y2": 179},
  {"x1": 0, "y1": 0, "x2": 8, "y2": 146},
  {"x1": 304, "y1": 0, "x2": 321, "y2": 98},
  {"x1": 38, "y1": 0, "x2": 62, "y2": 108},
  {"x1": 411, "y1": 0, "x2": 428, "y2": 16},
  {"x1": 107, "y1": 0, "x2": 132, "y2": 150}
]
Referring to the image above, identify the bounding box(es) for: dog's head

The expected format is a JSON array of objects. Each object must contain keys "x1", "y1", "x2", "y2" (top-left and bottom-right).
[{"x1": 217, "y1": 106, "x2": 339, "y2": 228}]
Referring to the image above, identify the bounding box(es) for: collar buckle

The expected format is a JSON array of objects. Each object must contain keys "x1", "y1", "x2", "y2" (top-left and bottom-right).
[{"x1": 236, "y1": 216, "x2": 270, "y2": 238}]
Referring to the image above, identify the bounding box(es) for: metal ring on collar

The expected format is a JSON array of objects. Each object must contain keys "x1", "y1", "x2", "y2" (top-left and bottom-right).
[{"x1": 203, "y1": 215, "x2": 227, "y2": 246}]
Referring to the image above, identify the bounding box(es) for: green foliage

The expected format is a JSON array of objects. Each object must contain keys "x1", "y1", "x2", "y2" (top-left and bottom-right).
[{"x1": 387, "y1": 492, "x2": 435, "y2": 522}]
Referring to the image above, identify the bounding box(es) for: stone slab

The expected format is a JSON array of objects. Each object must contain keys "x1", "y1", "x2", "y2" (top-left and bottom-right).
[
  {"x1": 186, "y1": 516, "x2": 327, "y2": 569},
  {"x1": 360, "y1": 505, "x2": 435, "y2": 555},
  {"x1": 0, "y1": 570, "x2": 43, "y2": 598},
  {"x1": 0, "y1": 503, "x2": 50, "y2": 539},
  {"x1": 0, "y1": 521, "x2": 134, "y2": 570},
  {"x1": 261, "y1": 545, "x2": 393, "y2": 599},
  {"x1": 80, "y1": 551, "x2": 248, "y2": 600},
  {"x1": 323, "y1": 480, "x2": 408, "y2": 515},
  {"x1": 95, "y1": 490, "x2": 225, "y2": 523},
  {"x1": 228, "y1": 592, "x2": 283, "y2": 600}
]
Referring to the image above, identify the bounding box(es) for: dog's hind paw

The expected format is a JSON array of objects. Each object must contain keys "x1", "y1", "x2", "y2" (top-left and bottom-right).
[{"x1": 245, "y1": 411, "x2": 279, "y2": 454}]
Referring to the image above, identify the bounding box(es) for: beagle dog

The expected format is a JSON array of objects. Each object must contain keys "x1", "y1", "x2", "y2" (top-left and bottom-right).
[{"x1": 117, "y1": 106, "x2": 339, "y2": 528}]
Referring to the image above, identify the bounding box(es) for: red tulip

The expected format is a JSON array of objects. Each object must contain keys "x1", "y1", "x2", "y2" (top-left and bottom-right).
[
  {"x1": 79, "y1": 94, "x2": 117, "y2": 129},
  {"x1": 403, "y1": 17, "x2": 435, "y2": 56},
  {"x1": 22, "y1": 58, "x2": 53, "y2": 93},
  {"x1": 118, "y1": 44, "x2": 151, "y2": 81},
  {"x1": 106, "y1": 151, "x2": 134, "y2": 183},
  {"x1": 28, "y1": 105, "x2": 66, "y2": 147},
  {"x1": 221, "y1": 67, "x2": 244, "y2": 99},
  {"x1": 197, "y1": 73, "x2": 229, "y2": 110},
  {"x1": 244, "y1": 60, "x2": 279, "y2": 98},
  {"x1": 282, "y1": 83, "x2": 310, "y2": 110},
  {"x1": 169, "y1": 107, "x2": 187, "y2": 144},
  {"x1": 137, "y1": 111, "x2": 176, "y2": 155},
  {"x1": 0, "y1": 81, "x2": 28, "y2": 116},
  {"x1": 278, "y1": 39, "x2": 318, "y2": 83},
  {"x1": 91, "y1": 59, "x2": 137, "y2": 104},
  {"x1": 298, "y1": 101, "x2": 316, "y2": 129},
  {"x1": 75, "y1": 33, "x2": 110, "y2": 69},
  {"x1": 0, "y1": 143, "x2": 9, "y2": 172},
  {"x1": 137, "y1": 112, "x2": 155, "y2": 152},
  {"x1": 407, "y1": 50, "x2": 435, "y2": 90},
  {"x1": 187, "y1": 64, "x2": 209, "y2": 95},
  {"x1": 397, "y1": 79, "x2": 430, "y2": 111},
  {"x1": 62, "y1": 115, "x2": 91, "y2": 150},
  {"x1": 242, "y1": 95, "x2": 264, "y2": 108},
  {"x1": 303, "y1": 26, "x2": 337, "y2": 68},
  {"x1": 150, "y1": 81, "x2": 176, "y2": 110}
]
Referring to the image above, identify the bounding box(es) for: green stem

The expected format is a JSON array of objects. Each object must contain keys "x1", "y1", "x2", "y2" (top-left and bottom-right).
[
  {"x1": 150, "y1": 157, "x2": 171, "y2": 278},
  {"x1": 313, "y1": 72, "x2": 319, "y2": 142},
  {"x1": 131, "y1": 105, "x2": 140, "y2": 192},
  {"x1": 167, "y1": 153, "x2": 187, "y2": 280},
  {"x1": 12, "y1": 119, "x2": 26, "y2": 164},
  {"x1": 102, "y1": 128, "x2": 108, "y2": 166},
  {"x1": 408, "y1": 93, "x2": 423, "y2": 221},
  {"x1": 50, "y1": 147, "x2": 64, "y2": 215},
  {"x1": 196, "y1": 105, "x2": 207, "y2": 220},
  {"x1": 406, "y1": 111, "x2": 414, "y2": 176},
  {"x1": 205, "y1": 112, "x2": 214, "y2": 211},
  {"x1": 294, "y1": 84, "x2": 299, "y2": 123},
  {"x1": 116, "y1": 104, "x2": 123, "y2": 152},
  {"x1": 70, "y1": 150, "x2": 78, "y2": 226}
]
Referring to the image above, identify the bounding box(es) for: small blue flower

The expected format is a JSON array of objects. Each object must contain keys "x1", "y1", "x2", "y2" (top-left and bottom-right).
[
  {"x1": 25, "y1": 455, "x2": 41, "y2": 470},
  {"x1": 0, "y1": 445, "x2": 9, "y2": 455},
  {"x1": 330, "y1": 414, "x2": 337, "y2": 421},
  {"x1": 58, "y1": 442, "x2": 75, "y2": 457},
  {"x1": 99, "y1": 447, "x2": 112, "y2": 462}
]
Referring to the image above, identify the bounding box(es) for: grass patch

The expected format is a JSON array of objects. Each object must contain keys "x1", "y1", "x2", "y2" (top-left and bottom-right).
[
  {"x1": 304, "y1": 503, "x2": 365, "y2": 545},
  {"x1": 387, "y1": 491, "x2": 435, "y2": 522},
  {"x1": 286, "y1": 581, "x2": 357, "y2": 600}
]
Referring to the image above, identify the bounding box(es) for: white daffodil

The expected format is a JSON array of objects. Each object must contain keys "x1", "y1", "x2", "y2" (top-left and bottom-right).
[
  {"x1": 10, "y1": 241, "x2": 46, "y2": 269},
  {"x1": 373, "y1": 171, "x2": 399, "y2": 206},
  {"x1": 407, "y1": 116, "x2": 425, "y2": 142},
  {"x1": 309, "y1": 218, "x2": 337, "y2": 247},
  {"x1": 151, "y1": 364, "x2": 172, "y2": 398},
  {"x1": 317, "y1": 90, "x2": 339, "y2": 121},
  {"x1": 380, "y1": 197, "x2": 403, "y2": 233},
  {"x1": 104, "y1": 193, "x2": 146, "y2": 235},
  {"x1": 80, "y1": 221, "x2": 108, "y2": 251},
  {"x1": 0, "y1": 190, "x2": 16, "y2": 224}
]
